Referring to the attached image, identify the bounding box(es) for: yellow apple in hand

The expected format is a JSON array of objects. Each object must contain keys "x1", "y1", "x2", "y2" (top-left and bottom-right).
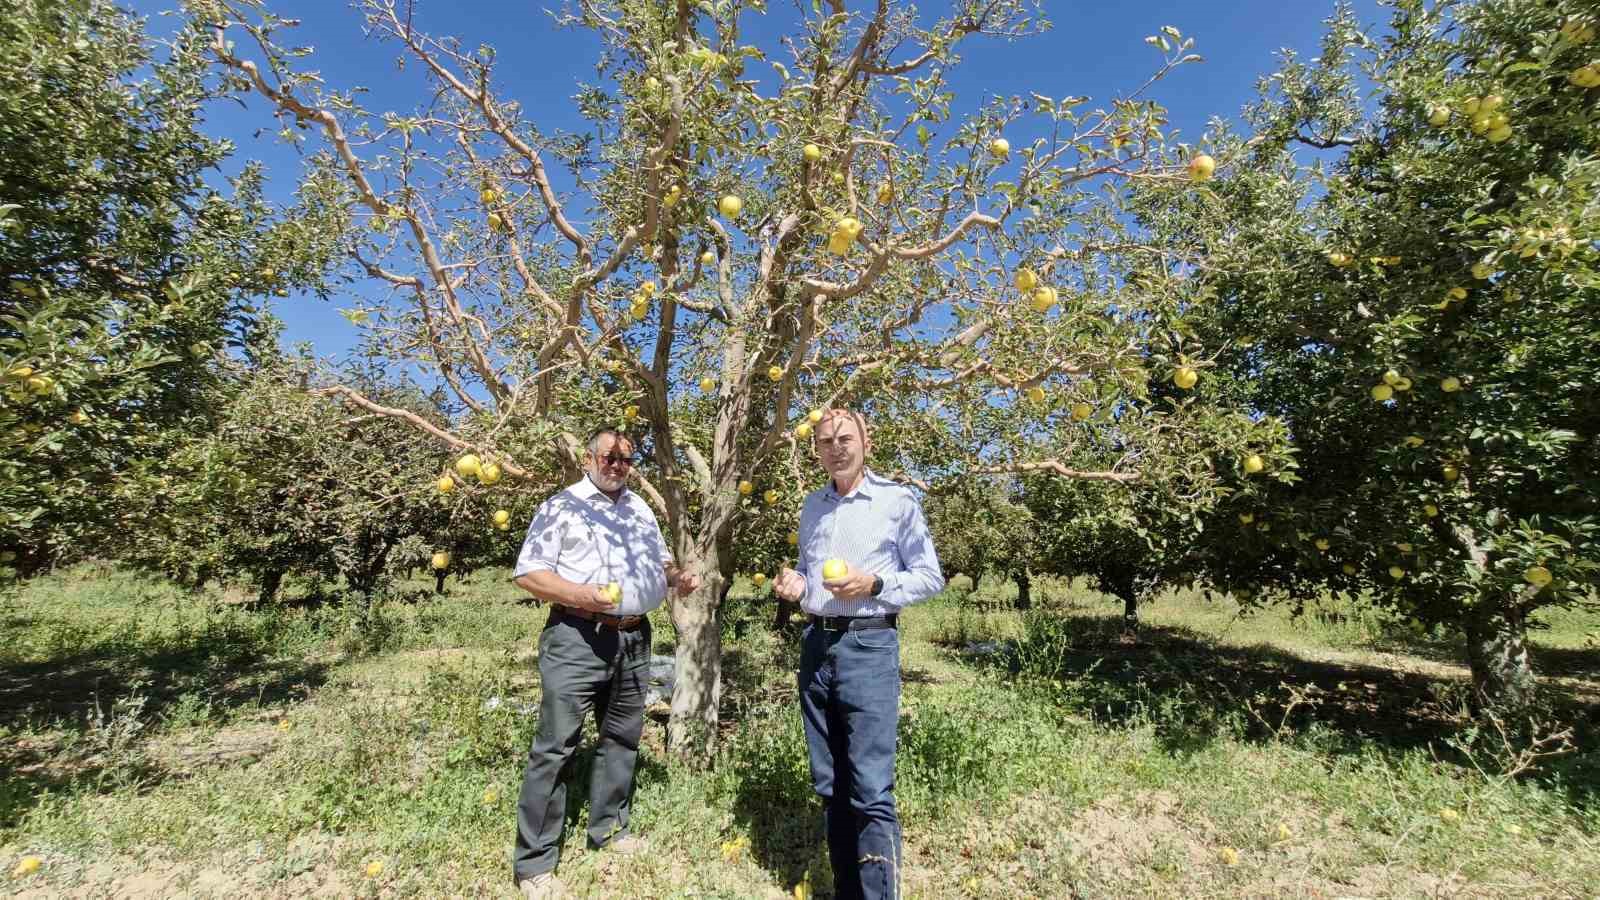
[
  {"x1": 432, "y1": 551, "x2": 451, "y2": 570},
  {"x1": 822, "y1": 558, "x2": 849, "y2": 580},
  {"x1": 1173, "y1": 366, "x2": 1199, "y2": 390},
  {"x1": 1187, "y1": 153, "x2": 1216, "y2": 181},
  {"x1": 718, "y1": 195, "x2": 744, "y2": 218},
  {"x1": 604, "y1": 582, "x2": 623, "y2": 605}
]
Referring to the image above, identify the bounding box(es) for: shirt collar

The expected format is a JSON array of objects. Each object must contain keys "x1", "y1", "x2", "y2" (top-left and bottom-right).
[
  {"x1": 572, "y1": 474, "x2": 629, "y2": 506},
  {"x1": 824, "y1": 468, "x2": 879, "y2": 502}
]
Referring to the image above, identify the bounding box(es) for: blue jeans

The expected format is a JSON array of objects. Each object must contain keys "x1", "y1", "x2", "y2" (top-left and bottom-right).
[{"x1": 798, "y1": 623, "x2": 902, "y2": 900}]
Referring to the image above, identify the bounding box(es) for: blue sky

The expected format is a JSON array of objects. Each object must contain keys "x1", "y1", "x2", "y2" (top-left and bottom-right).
[{"x1": 130, "y1": 0, "x2": 1384, "y2": 359}]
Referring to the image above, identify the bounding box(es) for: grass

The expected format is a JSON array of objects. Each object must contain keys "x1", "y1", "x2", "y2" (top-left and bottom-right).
[{"x1": 1, "y1": 565, "x2": 1597, "y2": 897}]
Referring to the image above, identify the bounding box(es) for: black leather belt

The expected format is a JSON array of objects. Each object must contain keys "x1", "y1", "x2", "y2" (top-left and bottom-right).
[
  {"x1": 810, "y1": 614, "x2": 897, "y2": 632},
  {"x1": 556, "y1": 606, "x2": 646, "y2": 631}
]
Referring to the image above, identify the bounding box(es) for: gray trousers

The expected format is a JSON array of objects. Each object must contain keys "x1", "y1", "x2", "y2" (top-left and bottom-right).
[{"x1": 513, "y1": 609, "x2": 652, "y2": 881}]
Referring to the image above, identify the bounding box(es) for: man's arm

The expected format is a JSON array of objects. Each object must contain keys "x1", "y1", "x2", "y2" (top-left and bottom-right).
[
  {"x1": 664, "y1": 560, "x2": 703, "y2": 596},
  {"x1": 877, "y1": 493, "x2": 945, "y2": 608},
  {"x1": 516, "y1": 570, "x2": 613, "y2": 611}
]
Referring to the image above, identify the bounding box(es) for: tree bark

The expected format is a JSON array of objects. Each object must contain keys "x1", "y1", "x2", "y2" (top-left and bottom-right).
[
  {"x1": 1465, "y1": 603, "x2": 1536, "y2": 714},
  {"x1": 257, "y1": 569, "x2": 285, "y2": 606},
  {"x1": 667, "y1": 540, "x2": 725, "y2": 762}
]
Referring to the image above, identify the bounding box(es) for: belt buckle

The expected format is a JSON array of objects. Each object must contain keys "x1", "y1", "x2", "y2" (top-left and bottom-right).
[{"x1": 822, "y1": 616, "x2": 848, "y2": 632}]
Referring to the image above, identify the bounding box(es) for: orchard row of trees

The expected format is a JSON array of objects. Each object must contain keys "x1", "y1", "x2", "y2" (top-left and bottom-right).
[{"x1": 2, "y1": 0, "x2": 1595, "y2": 759}]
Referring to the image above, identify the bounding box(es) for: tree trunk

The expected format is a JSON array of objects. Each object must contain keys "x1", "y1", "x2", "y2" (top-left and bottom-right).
[
  {"x1": 668, "y1": 544, "x2": 725, "y2": 762},
  {"x1": 434, "y1": 570, "x2": 447, "y2": 595},
  {"x1": 1465, "y1": 604, "x2": 1536, "y2": 714},
  {"x1": 1014, "y1": 568, "x2": 1032, "y2": 611},
  {"x1": 257, "y1": 569, "x2": 285, "y2": 606}
]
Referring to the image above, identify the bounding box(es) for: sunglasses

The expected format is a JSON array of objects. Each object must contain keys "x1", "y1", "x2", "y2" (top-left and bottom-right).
[{"x1": 597, "y1": 453, "x2": 638, "y2": 467}]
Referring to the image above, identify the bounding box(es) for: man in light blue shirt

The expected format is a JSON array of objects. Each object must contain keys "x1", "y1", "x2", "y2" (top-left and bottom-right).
[{"x1": 775, "y1": 409, "x2": 944, "y2": 900}]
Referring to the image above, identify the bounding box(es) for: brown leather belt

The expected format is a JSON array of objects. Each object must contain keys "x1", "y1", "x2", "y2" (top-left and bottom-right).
[{"x1": 556, "y1": 605, "x2": 646, "y2": 631}]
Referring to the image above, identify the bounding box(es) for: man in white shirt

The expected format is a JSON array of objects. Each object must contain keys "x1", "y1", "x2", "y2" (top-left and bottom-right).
[
  {"x1": 510, "y1": 428, "x2": 699, "y2": 899},
  {"x1": 774, "y1": 409, "x2": 944, "y2": 900}
]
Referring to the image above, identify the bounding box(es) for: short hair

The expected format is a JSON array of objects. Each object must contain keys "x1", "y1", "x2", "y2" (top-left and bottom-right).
[
  {"x1": 814, "y1": 408, "x2": 870, "y2": 442},
  {"x1": 586, "y1": 427, "x2": 633, "y2": 456}
]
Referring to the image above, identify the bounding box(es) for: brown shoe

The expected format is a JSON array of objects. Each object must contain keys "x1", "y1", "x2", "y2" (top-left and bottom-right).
[
  {"x1": 600, "y1": 834, "x2": 648, "y2": 855},
  {"x1": 518, "y1": 871, "x2": 568, "y2": 899}
]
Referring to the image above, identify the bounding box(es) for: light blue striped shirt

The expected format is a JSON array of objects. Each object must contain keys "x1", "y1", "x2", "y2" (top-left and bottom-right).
[{"x1": 796, "y1": 469, "x2": 945, "y2": 617}]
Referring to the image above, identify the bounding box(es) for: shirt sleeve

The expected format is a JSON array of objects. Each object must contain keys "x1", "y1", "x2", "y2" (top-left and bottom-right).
[
  {"x1": 879, "y1": 491, "x2": 944, "y2": 608},
  {"x1": 512, "y1": 497, "x2": 564, "y2": 579}
]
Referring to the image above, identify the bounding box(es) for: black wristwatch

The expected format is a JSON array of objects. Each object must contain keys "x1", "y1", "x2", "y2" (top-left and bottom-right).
[{"x1": 870, "y1": 575, "x2": 884, "y2": 596}]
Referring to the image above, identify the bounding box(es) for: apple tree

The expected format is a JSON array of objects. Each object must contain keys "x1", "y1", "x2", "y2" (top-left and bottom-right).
[
  {"x1": 1130, "y1": 0, "x2": 1599, "y2": 712},
  {"x1": 119, "y1": 340, "x2": 546, "y2": 602},
  {"x1": 0, "y1": 0, "x2": 340, "y2": 575},
  {"x1": 190, "y1": 0, "x2": 1286, "y2": 758}
]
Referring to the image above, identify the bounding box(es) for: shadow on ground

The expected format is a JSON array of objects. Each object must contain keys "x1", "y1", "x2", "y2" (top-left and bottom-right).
[
  {"x1": 944, "y1": 612, "x2": 1600, "y2": 807},
  {"x1": 0, "y1": 616, "x2": 329, "y2": 829}
]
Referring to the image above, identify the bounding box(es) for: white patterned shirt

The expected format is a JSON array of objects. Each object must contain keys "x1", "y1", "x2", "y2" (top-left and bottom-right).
[
  {"x1": 512, "y1": 476, "x2": 671, "y2": 616},
  {"x1": 795, "y1": 469, "x2": 945, "y2": 617}
]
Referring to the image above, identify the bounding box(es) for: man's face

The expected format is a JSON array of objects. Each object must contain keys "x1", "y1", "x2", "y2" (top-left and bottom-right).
[
  {"x1": 813, "y1": 412, "x2": 868, "y2": 480},
  {"x1": 584, "y1": 434, "x2": 635, "y2": 493}
]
